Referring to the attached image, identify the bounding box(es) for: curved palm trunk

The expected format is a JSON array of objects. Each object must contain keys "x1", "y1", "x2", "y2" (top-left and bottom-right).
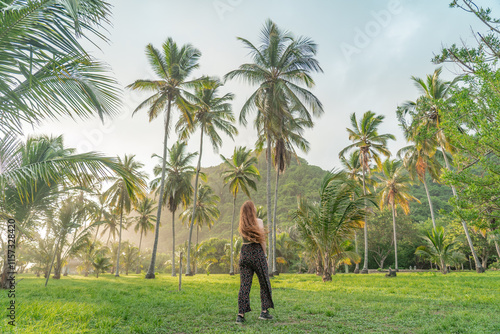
[
  {"x1": 135, "y1": 231, "x2": 143, "y2": 274},
  {"x1": 361, "y1": 163, "x2": 369, "y2": 274},
  {"x1": 272, "y1": 168, "x2": 280, "y2": 275},
  {"x1": 266, "y1": 135, "x2": 273, "y2": 276},
  {"x1": 171, "y1": 210, "x2": 176, "y2": 277},
  {"x1": 115, "y1": 197, "x2": 124, "y2": 277},
  {"x1": 494, "y1": 239, "x2": 500, "y2": 260},
  {"x1": 422, "y1": 174, "x2": 437, "y2": 229},
  {"x1": 229, "y1": 195, "x2": 236, "y2": 275},
  {"x1": 441, "y1": 145, "x2": 484, "y2": 272},
  {"x1": 187, "y1": 127, "x2": 204, "y2": 276},
  {"x1": 391, "y1": 203, "x2": 398, "y2": 271},
  {"x1": 146, "y1": 100, "x2": 171, "y2": 279},
  {"x1": 93, "y1": 224, "x2": 100, "y2": 245},
  {"x1": 45, "y1": 236, "x2": 60, "y2": 287}
]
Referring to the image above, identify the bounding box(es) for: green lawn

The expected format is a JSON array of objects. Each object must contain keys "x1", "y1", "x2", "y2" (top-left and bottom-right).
[{"x1": 2, "y1": 271, "x2": 500, "y2": 333}]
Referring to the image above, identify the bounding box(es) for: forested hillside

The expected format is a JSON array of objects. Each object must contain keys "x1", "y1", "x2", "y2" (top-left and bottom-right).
[{"x1": 121, "y1": 153, "x2": 453, "y2": 256}]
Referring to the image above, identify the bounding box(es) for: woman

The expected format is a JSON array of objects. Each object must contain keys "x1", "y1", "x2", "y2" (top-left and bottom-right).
[{"x1": 236, "y1": 200, "x2": 274, "y2": 324}]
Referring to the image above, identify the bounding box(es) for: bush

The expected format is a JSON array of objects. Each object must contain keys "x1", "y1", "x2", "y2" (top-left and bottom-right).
[{"x1": 488, "y1": 262, "x2": 500, "y2": 271}]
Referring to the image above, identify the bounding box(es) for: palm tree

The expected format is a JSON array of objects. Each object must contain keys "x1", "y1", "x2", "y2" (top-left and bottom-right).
[
  {"x1": 397, "y1": 136, "x2": 442, "y2": 229},
  {"x1": 0, "y1": 135, "x2": 135, "y2": 288},
  {"x1": 400, "y1": 68, "x2": 484, "y2": 272},
  {"x1": 150, "y1": 141, "x2": 197, "y2": 276},
  {"x1": 0, "y1": 0, "x2": 121, "y2": 135},
  {"x1": 127, "y1": 38, "x2": 201, "y2": 279},
  {"x1": 225, "y1": 20, "x2": 323, "y2": 273},
  {"x1": 339, "y1": 111, "x2": 395, "y2": 273},
  {"x1": 266, "y1": 109, "x2": 312, "y2": 275},
  {"x1": 177, "y1": 77, "x2": 237, "y2": 275},
  {"x1": 103, "y1": 155, "x2": 147, "y2": 277},
  {"x1": 292, "y1": 171, "x2": 368, "y2": 281},
  {"x1": 132, "y1": 198, "x2": 157, "y2": 273},
  {"x1": 340, "y1": 151, "x2": 363, "y2": 273},
  {"x1": 415, "y1": 226, "x2": 455, "y2": 274},
  {"x1": 220, "y1": 146, "x2": 260, "y2": 275},
  {"x1": 374, "y1": 159, "x2": 420, "y2": 270},
  {"x1": 180, "y1": 184, "x2": 220, "y2": 275}
]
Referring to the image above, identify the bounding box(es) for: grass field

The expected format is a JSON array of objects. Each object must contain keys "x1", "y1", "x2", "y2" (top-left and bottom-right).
[{"x1": 1, "y1": 271, "x2": 500, "y2": 333}]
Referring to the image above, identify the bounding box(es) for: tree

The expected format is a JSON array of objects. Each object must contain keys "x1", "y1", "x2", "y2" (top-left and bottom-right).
[
  {"x1": 225, "y1": 20, "x2": 323, "y2": 274},
  {"x1": 180, "y1": 184, "x2": 220, "y2": 274},
  {"x1": 267, "y1": 109, "x2": 312, "y2": 275},
  {"x1": 220, "y1": 146, "x2": 260, "y2": 274},
  {"x1": 340, "y1": 151, "x2": 363, "y2": 273},
  {"x1": 339, "y1": 111, "x2": 395, "y2": 273},
  {"x1": 374, "y1": 159, "x2": 419, "y2": 270},
  {"x1": 177, "y1": 77, "x2": 237, "y2": 275},
  {"x1": 0, "y1": 135, "x2": 135, "y2": 289},
  {"x1": 292, "y1": 171, "x2": 368, "y2": 281},
  {"x1": 103, "y1": 155, "x2": 147, "y2": 277},
  {"x1": 150, "y1": 141, "x2": 197, "y2": 276},
  {"x1": 127, "y1": 38, "x2": 201, "y2": 279},
  {"x1": 415, "y1": 226, "x2": 455, "y2": 274},
  {"x1": 397, "y1": 136, "x2": 442, "y2": 229},
  {"x1": 132, "y1": 198, "x2": 156, "y2": 273},
  {"x1": 0, "y1": 0, "x2": 121, "y2": 136}
]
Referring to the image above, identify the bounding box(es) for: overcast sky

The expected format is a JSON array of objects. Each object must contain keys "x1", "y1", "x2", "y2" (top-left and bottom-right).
[{"x1": 22, "y1": 0, "x2": 500, "y2": 178}]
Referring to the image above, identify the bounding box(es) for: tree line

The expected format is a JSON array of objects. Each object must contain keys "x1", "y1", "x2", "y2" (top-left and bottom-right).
[{"x1": 1, "y1": 1, "x2": 500, "y2": 288}]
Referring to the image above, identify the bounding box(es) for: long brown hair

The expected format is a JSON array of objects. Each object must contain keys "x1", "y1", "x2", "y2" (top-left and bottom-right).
[{"x1": 239, "y1": 200, "x2": 266, "y2": 244}]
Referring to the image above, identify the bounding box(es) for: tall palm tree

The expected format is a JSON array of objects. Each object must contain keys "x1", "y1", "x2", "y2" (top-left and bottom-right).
[
  {"x1": 220, "y1": 146, "x2": 260, "y2": 275},
  {"x1": 374, "y1": 159, "x2": 420, "y2": 270},
  {"x1": 177, "y1": 77, "x2": 237, "y2": 275},
  {"x1": 397, "y1": 136, "x2": 442, "y2": 229},
  {"x1": 266, "y1": 110, "x2": 312, "y2": 275},
  {"x1": 180, "y1": 184, "x2": 220, "y2": 275},
  {"x1": 339, "y1": 111, "x2": 395, "y2": 273},
  {"x1": 400, "y1": 68, "x2": 484, "y2": 272},
  {"x1": 0, "y1": 0, "x2": 121, "y2": 135},
  {"x1": 132, "y1": 198, "x2": 157, "y2": 273},
  {"x1": 340, "y1": 151, "x2": 363, "y2": 273},
  {"x1": 150, "y1": 141, "x2": 197, "y2": 276},
  {"x1": 127, "y1": 38, "x2": 201, "y2": 279},
  {"x1": 292, "y1": 171, "x2": 368, "y2": 281},
  {"x1": 225, "y1": 20, "x2": 324, "y2": 273},
  {"x1": 103, "y1": 155, "x2": 147, "y2": 277}
]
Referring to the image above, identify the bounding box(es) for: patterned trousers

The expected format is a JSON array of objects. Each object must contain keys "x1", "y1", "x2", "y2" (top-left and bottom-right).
[{"x1": 238, "y1": 243, "x2": 274, "y2": 314}]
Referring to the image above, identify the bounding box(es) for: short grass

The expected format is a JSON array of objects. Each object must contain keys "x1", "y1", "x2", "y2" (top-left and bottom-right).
[{"x1": 1, "y1": 271, "x2": 500, "y2": 333}]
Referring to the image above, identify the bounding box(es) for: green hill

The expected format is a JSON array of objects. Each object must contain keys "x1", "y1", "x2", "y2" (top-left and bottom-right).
[{"x1": 120, "y1": 154, "x2": 453, "y2": 255}]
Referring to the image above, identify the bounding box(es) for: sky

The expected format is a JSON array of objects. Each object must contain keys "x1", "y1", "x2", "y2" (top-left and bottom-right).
[{"x1": 22, "y1": 0, "x2": 500, "y2": 178}]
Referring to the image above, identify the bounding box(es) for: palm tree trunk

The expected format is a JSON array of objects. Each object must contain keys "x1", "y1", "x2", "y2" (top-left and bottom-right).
[
  {"x1": 45, "y1": 236, "x2": 60, "y2": 287},
  {"x1": 361, "y1": 162, "x2": 369, "y2": 274},
  {"x1": 187, "y1": 127, "x2": 204, "y2": 276},
  {"x1": 354, "y1": 231, "x2": 360, "y2": 273},
  {"x1": 135, "y1": 231, "x2": 143, "y2": 274},
  {"x1": 229, "y1": 195, "x2": 236, "y2": 275},
  {"x1": 272, "y1": 168, "x2": 280, "y2": 275},
  {"x1": 322, "y1": 252, "x2": 332, "y2": 282},
  {"x1": 93, "y1": 224, "x2": 100, "y2": 245},
  {"x1": 115, "y1": 197, "x2": 124, "y2": 277},
  {"x1": 494, "y1": 239, "x2": 500, "y2": 260},
  {"x1": 391, "y1": 203, "x2": 398, "y2": 271},
  {"x1": 266, "y1": 135, "x2": 273, "y2": 276},
  {"x1": 422, "y1": 175, "x2": 437, "y2": 229},
  {"x1": 146, "y1": 99, "x2": 171, "y2": 279},
  {"x1": 195, "y1": 228, "x2": 199, "y2": 275},
  {"x1": 172, "y1": 210, "x2": 176, "y2": 277},
  {"x1": 440, "y1": 145, "x2": 484, "y2": 273}
]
